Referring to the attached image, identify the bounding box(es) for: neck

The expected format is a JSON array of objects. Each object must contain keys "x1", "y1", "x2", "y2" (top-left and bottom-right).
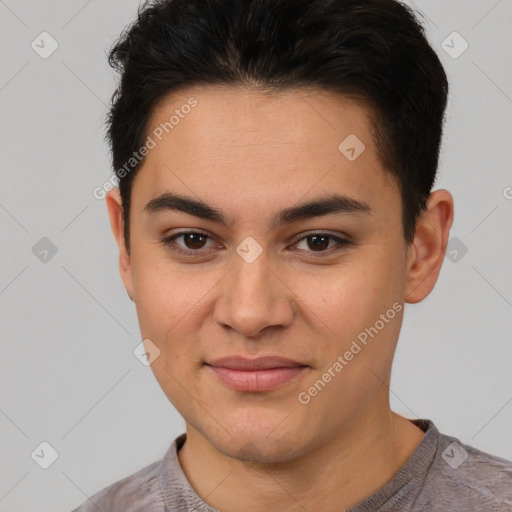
[{"x1": 177, "y1": 404, "x2": 425, "y2": 512}]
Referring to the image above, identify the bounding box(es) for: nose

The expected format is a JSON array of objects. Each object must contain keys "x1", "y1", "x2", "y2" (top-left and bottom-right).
[{"x1": 213, "y1": 248, "x2": 295, "y2": 338}]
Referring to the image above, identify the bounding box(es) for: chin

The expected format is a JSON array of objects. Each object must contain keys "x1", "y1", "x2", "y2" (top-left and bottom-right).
[
  {"x1": 203, "y1": 416, "x2": 312, "y2": 465},
  {"x1": 183, "y1": 393, "x2": 326, "y2": 464},
  {"x1": 218, "y1": 435, "x2": 304, "y2": 465}
]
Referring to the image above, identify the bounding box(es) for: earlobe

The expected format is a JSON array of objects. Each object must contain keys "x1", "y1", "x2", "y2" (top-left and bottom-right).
[
  {"x1": 105, "y1": 188, "x2": 135, "y2": 302},
  {"x1": 405, "y1": 189, "x2": 454, "y2": 304}
]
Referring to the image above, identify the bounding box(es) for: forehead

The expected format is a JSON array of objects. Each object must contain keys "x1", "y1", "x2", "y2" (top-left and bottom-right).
[
  {"x1": 131, "y1": 85, "x2": 399, "y2": 225},
  {"x1": 146, "y1": 84, "x2": 376, "y2": 164}
]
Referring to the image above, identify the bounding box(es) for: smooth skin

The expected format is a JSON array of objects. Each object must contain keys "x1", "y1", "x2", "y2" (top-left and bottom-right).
[{"x1": 106, "y1": 85, "x2": 454, "y2": 512}]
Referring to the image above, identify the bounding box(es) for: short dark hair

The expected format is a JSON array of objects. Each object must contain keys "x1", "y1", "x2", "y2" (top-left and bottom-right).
[{"x1": 106, "y1": 0, "x2": 448, "y2": 251}]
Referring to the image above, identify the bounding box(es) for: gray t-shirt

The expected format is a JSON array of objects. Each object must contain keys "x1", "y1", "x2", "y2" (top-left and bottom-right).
[{"x1": 71, "y1": 419, "x2": 512, "y2": 511}]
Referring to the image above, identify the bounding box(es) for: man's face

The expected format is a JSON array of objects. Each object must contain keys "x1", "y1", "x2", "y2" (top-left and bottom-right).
[{"x1": 115, "y1": 85, "x2": 414, "y2": 462}]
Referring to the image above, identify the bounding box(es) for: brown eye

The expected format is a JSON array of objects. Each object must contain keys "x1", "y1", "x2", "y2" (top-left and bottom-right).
[
  {"x1": 306, "y1": 235, "x2": 331, "y2": 251},
  {"x1": 292, "y1": 232, "x2": 352, "y2": 256},
  {"x1": 161, "y1": 231, "x2": 217, "y2": 256},
  {"x1": 181, "y1": 233, "x2": 208, "y2": 250}
]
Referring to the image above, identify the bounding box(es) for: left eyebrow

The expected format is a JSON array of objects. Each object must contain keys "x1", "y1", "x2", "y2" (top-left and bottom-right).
[{"x1": 143, "y1": 192, "x2": 372, "y2": 227}]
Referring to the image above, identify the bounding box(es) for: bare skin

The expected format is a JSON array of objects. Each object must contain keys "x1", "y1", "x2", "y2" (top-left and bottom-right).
[{"x1": 106, "y1": 84, "x2": 454, "y2": 511}]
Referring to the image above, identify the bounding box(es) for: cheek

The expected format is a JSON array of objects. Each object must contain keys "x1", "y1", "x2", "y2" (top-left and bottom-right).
[
  {"x1": 131, "y1": 256, "x2": 217, "y2": 379},
  {"x1": 131, "y1": 251, "x2": 206, "y2": 337},
  {"x1": 291, "y1": 251, "x2": 405, "y2": 381},
  {"x1": 295, "y1": 255, "x2": 400, "y2": 330}
]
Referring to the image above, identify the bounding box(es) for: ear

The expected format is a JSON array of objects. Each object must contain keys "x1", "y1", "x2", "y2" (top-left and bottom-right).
[
  {"x1": 405, "y1": 189, "x2": 454, "y2": 304},
  {"x1": 106, "y1": 187, "x2": 135, "y2": 302}
]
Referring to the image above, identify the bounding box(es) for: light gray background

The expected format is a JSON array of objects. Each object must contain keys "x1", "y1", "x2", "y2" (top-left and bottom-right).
[{"x1": 0, "y1": 1, "x2": 511, "y2": 510}]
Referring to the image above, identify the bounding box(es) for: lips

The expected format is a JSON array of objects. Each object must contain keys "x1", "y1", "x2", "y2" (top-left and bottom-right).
[{"x1": 205, "y1": 356, "x2": 309, "y2": 392}]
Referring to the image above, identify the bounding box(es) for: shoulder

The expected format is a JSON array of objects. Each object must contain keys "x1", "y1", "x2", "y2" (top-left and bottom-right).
[
  {"x1": 418, "y1": 430, "x2": 512, "y2": 511},
  {"x1": 70, "y1": 458, "x2": 163, "y2": 512}
]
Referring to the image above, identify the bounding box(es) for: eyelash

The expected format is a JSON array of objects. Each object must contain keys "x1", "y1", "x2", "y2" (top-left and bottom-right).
[{"x1": 160, "y1": 230, "x2": 352, "y2": 258}]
